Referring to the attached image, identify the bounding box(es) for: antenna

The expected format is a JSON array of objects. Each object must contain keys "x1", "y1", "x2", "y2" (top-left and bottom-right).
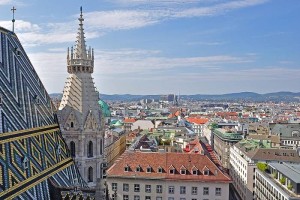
[{"x1": 11, "y1": 6, "x2": 16, "y2": 32}]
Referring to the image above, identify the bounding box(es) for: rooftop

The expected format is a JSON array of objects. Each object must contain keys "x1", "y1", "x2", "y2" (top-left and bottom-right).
[
  {"x1": 213, "y1": 128, "x2": 243, "y2": 141},
  {"x1": 107, "y1": 151, "x2": 231, "y2": 182},
  {"x1": 269, "y1": 163, "x2": 300, "y2": 184}
]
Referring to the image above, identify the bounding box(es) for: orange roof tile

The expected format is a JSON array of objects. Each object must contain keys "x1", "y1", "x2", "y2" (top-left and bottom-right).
[
  {"x1": 107, "y1": 151, "x2": 231, "y2": 182},
  {"x1": 123, "y1": 118, "x2": 136, "y2": 123},
  {"x1": 186, "y1": 118, "x2": 209, "y2": 125}
]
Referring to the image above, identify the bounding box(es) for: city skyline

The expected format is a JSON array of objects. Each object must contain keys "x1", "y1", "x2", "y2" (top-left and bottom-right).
[{"x1": 0, "y1": 0, "x2": 299, "y2": 95}]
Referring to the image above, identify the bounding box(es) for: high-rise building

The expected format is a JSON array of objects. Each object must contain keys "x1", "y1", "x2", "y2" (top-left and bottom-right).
[
  {"x1": 58, "y1": 7, "x2": 105, "y2": 195},
  {"x1": 0, "y1": 25, "x2": 94, "y2": 199}
]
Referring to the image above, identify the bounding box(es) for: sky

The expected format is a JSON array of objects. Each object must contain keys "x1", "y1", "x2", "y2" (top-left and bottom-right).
[{"x1": 0, "y1": 0, "x2": 300, "y2": 95}]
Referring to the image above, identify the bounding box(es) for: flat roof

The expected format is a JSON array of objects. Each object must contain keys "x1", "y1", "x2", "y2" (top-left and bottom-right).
[{"x1": 269, "y1": 163, "x2": 300, "y2": 184}]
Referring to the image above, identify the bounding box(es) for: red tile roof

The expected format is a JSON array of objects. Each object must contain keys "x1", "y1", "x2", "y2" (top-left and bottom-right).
[
  {"x1": 107, "y1": 151, "x2": 231, "y2": 182},
  {"x1": 123, "y1": 118, "x2": 136, "y2": 123},
  {"x1": 186, "y1": 118, "x2": 209, "y2": 125}
]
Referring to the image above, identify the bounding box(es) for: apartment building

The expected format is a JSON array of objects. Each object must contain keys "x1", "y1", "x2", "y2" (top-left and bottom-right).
[
  {"x1": 255, "y1": 162, "x2": 300, "y2": 200},
  {"x1": 230, "y1": 139, "x2": 300, "y2": 200},
  {"x1": 106, "y1": 151, "x2": 231, "y2": 200}
]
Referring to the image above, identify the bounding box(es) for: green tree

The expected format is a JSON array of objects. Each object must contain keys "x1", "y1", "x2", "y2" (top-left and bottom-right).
[{"x1": 256, "y1": 162, "x2": 268, "y2": 171}]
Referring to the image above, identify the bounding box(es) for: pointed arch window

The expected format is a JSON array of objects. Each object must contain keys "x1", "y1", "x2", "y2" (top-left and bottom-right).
[
  {"x1": 88, "y1": 166, "x2": 93, "y2": 182},
  {"x1": 88, "y1": 141, "x2": 93, "y2": 158},
  {"x1": 100, "y1": 139, "x2": 103, "y2": 155},
  {"x1": 70, "y1": 141, "x2": 76, "y2": 157},
  {"x1": 70, "y1": 122, "x2": 74, "y2": 128}
]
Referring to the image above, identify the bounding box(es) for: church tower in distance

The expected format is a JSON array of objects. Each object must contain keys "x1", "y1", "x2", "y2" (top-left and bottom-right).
[{"x1": 58, "y1": 7, "x2": 105, "y2": 196}]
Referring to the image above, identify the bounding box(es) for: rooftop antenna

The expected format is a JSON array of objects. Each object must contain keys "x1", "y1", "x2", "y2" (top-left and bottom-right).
[{"x1": 11, "y1": 6, "x2": 16, "y2": 32}]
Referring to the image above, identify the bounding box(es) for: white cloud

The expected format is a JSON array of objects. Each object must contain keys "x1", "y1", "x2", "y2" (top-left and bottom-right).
[{"x1": 0, "y1": 0, "x2": 11, "y2": 5}]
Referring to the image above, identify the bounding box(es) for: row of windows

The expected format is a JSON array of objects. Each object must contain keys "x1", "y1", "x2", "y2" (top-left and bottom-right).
[
  {"x1": 70, "y1": 140, "x2": 103, "y2": 157},
  {"x1": 120, "y1": 195, "x2": 217, "y2": 200},
  {"x1": 124, "y1": 165, "x2": 210, "y2": 175},
  {"x1": 112, "y1": 183, "x2": 221, "y2": 196}
]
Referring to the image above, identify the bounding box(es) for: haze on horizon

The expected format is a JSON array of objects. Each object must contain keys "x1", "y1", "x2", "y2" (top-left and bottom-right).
[{"x1": 0, "y1": 0, "x2": 299, "y2": 95}]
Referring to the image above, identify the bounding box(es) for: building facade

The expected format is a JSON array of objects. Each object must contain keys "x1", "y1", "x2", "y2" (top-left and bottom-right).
[
  {"x1": 213, "y1": 128, "x2": 243, "y2": 169},
  {"x1": 57, "y1": 8, "x2": 105, "y2": 193},
  {"x1": 106, "y1": 151, "x2": 231, "y2": 200},
  {"x1": 255, "y1": 163, "x2": 300, "y2": 200}
]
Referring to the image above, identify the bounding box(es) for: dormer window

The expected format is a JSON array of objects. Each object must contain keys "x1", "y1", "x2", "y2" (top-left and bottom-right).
[
  {"x1": 203, "y1": 166, "x2": 210, "y2": 176},
  {"x1": 146, "y1": 166, "x2": 152, "y2": 173},
  {"x1": 204, "y1": 169, "x2": 209, "y2": 175},
  {"x1": 192, "y1": 169, "x2": 198, "y2": 175},
  {"x1": 169, "y1": 165, "x2": 175, "y2": 174},
  {"x1": 191, "y1": 166, "x2": 198, "y2": 175},
  {"x1": 158, "y1": 167, "x2": 163, "y2": 173},
  {"x1": 180, "y1": 165, "x2": 187, "y2": 175},
  {"x1": 124, "y1": 165, "x2": 130, "y2": 172},
  {"x1": 136, "y1": 165, "x2": 141, "y2": 172}
]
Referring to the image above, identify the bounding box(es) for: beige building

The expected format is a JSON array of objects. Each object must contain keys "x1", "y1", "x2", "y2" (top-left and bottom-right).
[
  {"x1": 213, "y1": 128, "x2": 243, "y2": 169},
  {"x1": 230, "y1": 139, "x2": 300, "y2": 200},
  {"x1": 106, "y1": 151, "x2": 231, "y2": 200},
  {"x1": 57, "y1": 8, "x2": 105, "y2": 195},
  {"x1": 105, "y1": 131, "x2": 127, "y2": 168}
]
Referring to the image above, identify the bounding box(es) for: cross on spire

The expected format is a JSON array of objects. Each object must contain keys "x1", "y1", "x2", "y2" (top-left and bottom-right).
[{"x1": 11, "y1": 6, "x2": 16, "y2": 32}]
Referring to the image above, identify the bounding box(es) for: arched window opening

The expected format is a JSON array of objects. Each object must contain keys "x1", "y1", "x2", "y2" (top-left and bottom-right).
[
  {"x1": 70, "y1": 122, "x2": 74, "y2": 128},
  {"x1": 88, "y1": 166, "x2": 93, "y2": 182},
  {"x1": 70, "y1": 141, "x2": 76, "y2": 157},
  {"x1": 88, "y1": 141, "x2": 93, "y2": 158},
  {"x1": 100, "y1": 139, "x2": 103, "y2": 155}
]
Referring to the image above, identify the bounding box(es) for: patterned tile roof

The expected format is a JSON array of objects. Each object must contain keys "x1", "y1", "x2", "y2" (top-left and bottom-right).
[{"x1": 107, "y1": 151, "x2": 231, "y2": 182}]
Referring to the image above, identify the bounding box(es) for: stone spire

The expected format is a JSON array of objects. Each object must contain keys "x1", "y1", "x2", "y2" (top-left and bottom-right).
[
  {"x1": 75, "y1": 6, "x2": 87, "y2": 59},
  {"x1": 67, "y1": 7, "x2": 94, "y2": 74}
]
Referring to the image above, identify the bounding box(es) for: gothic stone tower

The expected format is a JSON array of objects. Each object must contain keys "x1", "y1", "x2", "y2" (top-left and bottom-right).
[{"x1": 58, "y1": 8, "x2": 105, "y2": 191}]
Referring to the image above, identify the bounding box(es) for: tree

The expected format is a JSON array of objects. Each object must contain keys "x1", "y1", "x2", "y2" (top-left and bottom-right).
[{"x1": 256, "y1": 162, "x2": 268, "y2": 171}]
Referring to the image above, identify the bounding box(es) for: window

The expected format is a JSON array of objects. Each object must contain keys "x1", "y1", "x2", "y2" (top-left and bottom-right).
[
  {"x1": 134, "y1": 196, "x2": 140, "y2": 200},
  {"x1": 169, "y1": 186, "x2": 174, "y2": 194},
  {"x1": 70, "y1": 141, "x2": 76, "y2": 157},
  {"x1": 124, "y1": 165, "x2": 130, "y2": 172},
  {"x1": 156, "y1": 197, "x2": 162, "y2": 200},
  {"x1": 134, "y1": 184, "x2": 140, "y2": 192},
  {"x1": 169, "y1": 169, "x2": 175, "y2": 174},
  {"x1": 204, "y1": 170, "x2": 209, "y2": 175},
  {"x1": 145, "y1": 185, "x2": 151, "y2": 193},
  {"x1": 88, "y1": 167, "x2": 93, "y2": 182},
  {"x1": 136, "y1": 165, "x2": 141, "y2": 172},
  {"x1": 192, "y1": 187, "x2": 197, "y2": 195},
  {"x1": 147, "y1": 166, "x2": 152, "y2": 173},
  {"x1": 192, "y1": 169, "x2": 198, "y2": 175},
  {"x1": 112, "y1": 183, "x2": 117, "y2": 191},
  {"x1": 123, "y1": 195, "x2": 129, "y2": 200},
  {"x1": 145, "y1": 196, "x2": 151, "y2": 200},
  {"x1": 203, "y1": 187, "x2": 209, "y2": 195},
  {"x1": 112, "y1": 194, "x2": 116, "y2": 200},
  {"x1": 123, "y1": 183, "x2": 129, "y2": 192},
  {"x1": 70, "y1": 122, "x2": 74, "y2": 128},
  {"x1": 180, "y1": 186, "x2": 186, "y2": 194},
  {"x1": 180, "y1": 198, "x2": 186, "y2": 200},
  {"x1": 158, "y1": 167, "x2": 163, "y2": 173},
  {"x1": 168, "y1": 198, "x2": 174, "y2": 200},
  {"x1": 156, "y1": 185, "x2": 162, "y2": 193},
  {"x1": 87, "y1": 141, "x2": 93, "y2": 157},
  {"x1": 180, "y1": 169, "x2": 186, "y2": 175},
  {"x1": 216, "y1": 187, "x2": 221, "y2": 196}
]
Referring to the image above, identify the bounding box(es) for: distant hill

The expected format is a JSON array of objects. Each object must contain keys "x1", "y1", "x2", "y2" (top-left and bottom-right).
[{"x1": 49, "y1": 92, "x2": 300, "y2": 102}]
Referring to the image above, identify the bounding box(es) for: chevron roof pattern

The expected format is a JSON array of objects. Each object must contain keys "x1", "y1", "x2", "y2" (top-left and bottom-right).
[{"x1": 0, "y1": 27, "x2": 94, "y2": 199}]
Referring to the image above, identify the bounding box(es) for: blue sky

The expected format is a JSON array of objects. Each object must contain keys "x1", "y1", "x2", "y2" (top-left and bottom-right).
[{"x1": 0, "y1": 0, "x2": 300, "y2": 95}]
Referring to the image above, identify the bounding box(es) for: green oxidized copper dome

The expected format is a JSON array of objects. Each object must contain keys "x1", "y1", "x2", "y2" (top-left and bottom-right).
[{"x1": 98, "y1": 99, "x2": 111, "y2": 117}]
